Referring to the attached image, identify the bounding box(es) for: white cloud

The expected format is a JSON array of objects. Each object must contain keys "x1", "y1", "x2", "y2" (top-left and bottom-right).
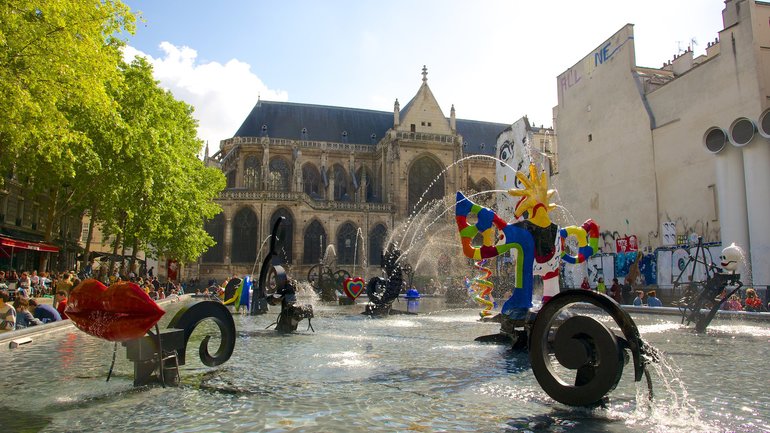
[{"x1": 122, "y1": 43, "x2": 288, "y2": 154}]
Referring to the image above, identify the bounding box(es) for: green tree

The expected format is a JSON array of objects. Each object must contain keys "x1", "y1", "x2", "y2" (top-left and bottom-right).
[
  {"x1": 0, "y1": 0, "x2": 135, "y2": 270},
  {"x1": 0, "y1": 0, "x2": 134, "y2": 180},
  {"x1": 97, "y1": 58, "x2": 224, "y2": 275}
]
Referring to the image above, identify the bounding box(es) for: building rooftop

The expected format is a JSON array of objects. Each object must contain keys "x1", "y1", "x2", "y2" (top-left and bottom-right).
[{"x1": 232, "y1": 100, "x2": 508, "y2": 155}]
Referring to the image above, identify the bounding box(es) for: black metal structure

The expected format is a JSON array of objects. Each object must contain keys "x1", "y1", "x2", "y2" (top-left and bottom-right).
[
  {"x1": 363, "y1": 243, "x2": 407, "y2": 316},
  {"x1": 527, "y1": 290, "x2": 658, "y2": 406},
  {"x1": 123, "y1": 300, "x2": 236, "y2": 387},
  {"x1": 672, "y1": 237, "x2": 743, "y2": 332}
]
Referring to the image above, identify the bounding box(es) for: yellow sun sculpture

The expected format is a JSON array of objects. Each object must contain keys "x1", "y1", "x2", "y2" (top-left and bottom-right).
[{"x1": 507, "y1": 163, "x2": 557, "y2": 228}]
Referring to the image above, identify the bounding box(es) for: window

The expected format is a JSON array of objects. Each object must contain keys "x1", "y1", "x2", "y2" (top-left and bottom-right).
[
  {"x1": 244, "y1": 155, "x2": 260, "y2": 190},
  {"x1": 336, "y1": 222, "x2": 359, "y2": 265},
  {"x1": 303, "y1": 220, "x2": 326, "y2": 264},
  {"x1": 408, "y1": 157, "x2": 445, "y2": 215},
  {"x1": 268, "y1": 158, "x2": 290, "y2": 191},
  {"x1": 231, "y1": 208, "x2": 258, "y2": 263},
  {"x1": 302, "y1": 164, "x2": 322, "y2": 198},
  {"x1": 80, "y1": 221, "x2": 90, "y2": 243},
  {"x1": 368, "y1": 224, "x2": 388, "y2": 266},
  {"x1": 202, "y1": 213, "x2": 225, "y2": 263},
  {"x1": 332, "y1": 164, "x2": 349, "y2": 201}
]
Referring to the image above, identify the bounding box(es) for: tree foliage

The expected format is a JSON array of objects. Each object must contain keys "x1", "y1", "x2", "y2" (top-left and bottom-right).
[
  {"x1": 1, "y1": 1, "x2": 225, "y2": 271},
  {"x1": 99, "y1": 58, "x2": 225, "y2": 266}
]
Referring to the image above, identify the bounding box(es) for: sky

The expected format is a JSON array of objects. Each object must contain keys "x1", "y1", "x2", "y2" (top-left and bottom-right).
[{"x1": 120, "y1": 0, "x2": 727, "y2": 151}]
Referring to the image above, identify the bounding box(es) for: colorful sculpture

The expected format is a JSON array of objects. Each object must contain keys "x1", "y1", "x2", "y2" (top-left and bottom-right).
[
  {"x1": 343, "y1": 277, "x2": 365, "y2": 300},
  {"x1": 224, "y1": 275, "x2": 251, "y2": 312},
  {"x1": 66, "y1": 279, "x2": 165, "y2": 342},
  {"x1": 456, "y1": 163, "x2": 599, "y2": 319},
  {"x1": 465, "y1": 260, "x2": 496, "y2": 317}
]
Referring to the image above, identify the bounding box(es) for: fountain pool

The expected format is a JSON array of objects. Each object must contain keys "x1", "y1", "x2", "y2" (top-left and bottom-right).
[{"x1": 1, "y1": 297, "x2": 768, "y2": 432}]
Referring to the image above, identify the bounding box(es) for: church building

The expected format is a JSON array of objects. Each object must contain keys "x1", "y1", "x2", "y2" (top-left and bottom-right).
[{"x1": 200, "y1": 67, "x2": 511, "y2": 281}]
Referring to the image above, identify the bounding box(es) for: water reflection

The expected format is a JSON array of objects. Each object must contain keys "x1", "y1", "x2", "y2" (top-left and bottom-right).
[{"x1": 0, "y1": 297, "x2": 768, "y2": 432}]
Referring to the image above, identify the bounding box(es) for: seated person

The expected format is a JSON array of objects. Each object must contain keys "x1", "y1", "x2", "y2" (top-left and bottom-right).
[
  {"x1": 743, "y1": 288, "x2": 765, "y2": 312},
  {"x1": 55, "y1": 291, "x2": 69, "y2": 320},
  {"x1": 29, "y1": 298, "x2": 62, "y2": 323},
  {"x1": 14, "y1": 297, "x2": 43, "y2": 328},
  {"x1": 632, "y1": 290, "x2": 645, "y2": 306},
  {"x1": 722, "y1": 294, "x2": 743, "y2": 311},
  {"x1": 0, "y1": 290, "x2": 16, "y2": 332},
  {"x1": 646, "y1": 290, "x2": 663, "y2": 307}
]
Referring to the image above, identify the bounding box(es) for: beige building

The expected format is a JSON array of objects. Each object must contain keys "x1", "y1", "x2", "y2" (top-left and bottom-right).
[
  {"x1": 201, "y1": 68, "x2": 518, "y2": 283},
  {"x1": 554, "y1": 0, "x2": 770, "y2": 286}
]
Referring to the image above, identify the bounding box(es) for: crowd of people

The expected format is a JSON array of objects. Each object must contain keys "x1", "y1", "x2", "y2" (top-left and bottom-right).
[
  {"x1": 579, "y1": 275, "x2": 768, "y2": 311},
  {"x1": 0, "y1": 265, "x2": 190, "y2": 333}
]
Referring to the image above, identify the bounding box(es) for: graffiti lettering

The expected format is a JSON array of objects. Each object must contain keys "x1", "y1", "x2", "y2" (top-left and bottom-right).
[
  {"x1": 560, "y1": 68, "x2": 581, "y2": 93},
  {"x1": 594, "y1": 42, "x2": 613, "y2": 66}
]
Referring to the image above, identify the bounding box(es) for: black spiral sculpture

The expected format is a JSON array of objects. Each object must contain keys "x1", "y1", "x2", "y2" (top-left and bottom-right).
[
  {"x1": 527, "y1": 290, "x2": 658, "y2": 406},
  {"x1": 167, "y1": 301, "x2": 236, "y2": 366},
  {"x1": 124, "y1": 300, "x2": 236, "y2": 386}
]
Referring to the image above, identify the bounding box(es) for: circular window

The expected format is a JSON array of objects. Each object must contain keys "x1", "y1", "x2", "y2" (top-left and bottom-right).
[
  {"x1": 703, "y1": 127, "x2": 726, "y2": 154},
  {"x1": 729, "y1": 117, "x2": 755, "y2": 147}
]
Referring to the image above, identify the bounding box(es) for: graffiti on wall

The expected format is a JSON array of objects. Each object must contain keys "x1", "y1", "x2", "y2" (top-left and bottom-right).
[
  {"x1": 663, "y1": 213, "x2": 720, "y2": 244},
  {"x1": 560, "y1": 243, "x2": 721, "y2": 289}
]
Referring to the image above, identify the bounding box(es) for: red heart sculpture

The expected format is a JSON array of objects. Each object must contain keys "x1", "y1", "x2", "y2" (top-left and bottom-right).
[
  {"x1": 66, "y1": 279, "x2": 165, "y2": 342},
  {"x1": 343, "y1": 277, "x2": 365, "y2": 300}
]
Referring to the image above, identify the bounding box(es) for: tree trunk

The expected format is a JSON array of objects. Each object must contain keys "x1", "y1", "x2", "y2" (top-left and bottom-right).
[
  {"x1": 109, "y1": 214, "x2": 126, "y2": 279},
  {"x1": 130, "y1": 237, "x2": 139, "y2": 276},
  {"x1": 39, "y1": 189, "x2": 60, "y2": 273},
  {"x1": 80, "y1": 206, "x2": 97, "y2": 270},
  {"x1": 119, "y1": 241, "x2": 127, "y2": 276}
]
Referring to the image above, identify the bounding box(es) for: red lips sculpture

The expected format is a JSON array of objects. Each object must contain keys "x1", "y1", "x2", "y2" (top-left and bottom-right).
[{"x1": 66, "y1": 279, "x2": 165, "y2": 342}]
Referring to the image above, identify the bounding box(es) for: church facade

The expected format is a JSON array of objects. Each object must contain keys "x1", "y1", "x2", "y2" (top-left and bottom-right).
[{"x1": 200, "y1": 68, "x2": 511, "y2": 282}]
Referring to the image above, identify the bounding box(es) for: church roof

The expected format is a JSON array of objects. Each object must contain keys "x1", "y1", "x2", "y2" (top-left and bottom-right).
[{"x1": 233, "y1": 100, "x2": 507, "y2": 155}]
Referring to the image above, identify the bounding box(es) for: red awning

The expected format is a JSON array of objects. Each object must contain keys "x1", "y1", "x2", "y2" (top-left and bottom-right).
[{"x1": 0, "y1": 236, "x2": 60, "y2": 253}]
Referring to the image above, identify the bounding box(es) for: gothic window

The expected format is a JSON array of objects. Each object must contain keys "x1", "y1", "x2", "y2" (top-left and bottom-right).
[
  {"x1": 302, "y1": 163, "x2": 322, "y2": 198},
  {"x1": 303, "y1": 220, "x2": 326, "y2": 264},
  {"x1": 336, "y1": 222, "x2": 359, "y2": 265},
  {"x1": 368, "y1": 224, "x2": 388, "y2": 266},
  {"x1": 477, "y1": 179, "x2": 494, "y2": 207},
  {"x1": 226, "y1": 170, "x2": 236, "y2": 189},
  {"x1": 466, "y1": 176, "x2": 477, "y2": 192},
  {"x1": 269, "y1": 208, "x2": 293, "y2": 265},
  {"x1": 244, "y1": 155, "x2": 260, "y2": 190},
  {"x1": 231, "y1": 207, "x2": 258, "y2": 263},
  {"x1": 201, "y1": 213, "x2": 225, "y2": 263},
  {"x1": 332, "y1": 164, "x2": 349, "y2": 201},
  {"x1": 356, "y1": 166, "x2": 376, "y2": 202},
  {"x1": 407, "y1": 156, "x2": 445, "y2": 215},
  {"x1": 267, "y1": 158, "x2": 290, "y2": 191}
]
